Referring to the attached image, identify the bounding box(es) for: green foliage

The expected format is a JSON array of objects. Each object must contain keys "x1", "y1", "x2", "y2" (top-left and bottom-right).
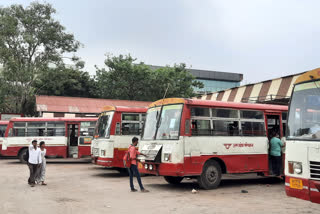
[
  {"x1": 34, "y1": 66, "x2": 97, "y2": 98},
  {"x1": 95, "y1": 54, "x2": 203, "y2": 101},
  {"x1": 0, "y1": 2, "x2": 80, "y2": 115}
]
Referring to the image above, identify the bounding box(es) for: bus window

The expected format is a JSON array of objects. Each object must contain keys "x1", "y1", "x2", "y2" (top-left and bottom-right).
[
  {"x1": 47, "y1": 122, "x2": 65, "y2": 136},
  {"x1": 13, "y1": 122, "x2": 26, "y2": 137},
  {"x1": 241, "y1": 121, "x2": 266, "y2": 136},
  {"x1": 191, "y1": 108, "x2": 210, "y2": 117},
  {"x1": 122, "y1": 123, "x2": 140, "y2": 135},
  {"x1": 95, "y1": 112, "x2": 114, "y2": 138},
  {"x1": 191, "y1": 120, "x2": 211, "y2": 136},
  {"x1": 0, "y1": 125, "x2": 7, "y2": 137},
  {"x1": 240, "y1": 110, "x2": 264, "y2": 120},
  {"x1": 212, "y1": 109, "x2": 238, "y2": 118},
  {"x1": 27, "y1": 122, "x2": 46, "y2": 136},
  {"x1": 122, "y1": 114, "x2": 140, "y2": 121},
  {"x1": 156, "y1": 104, "x2": 183, "y2": 140},
  {"x1": 80, "y1": 122, "x2": 95, "y2": 136},
  {"x1": 122, "y1": 113, "x2": 140, "y2": 135},
  {"x1": 282, "y1": 112, "x2": 287, "y2": 136},
  {"x1": 212, "y1": 120, "x2": 239, "y2": 136}
]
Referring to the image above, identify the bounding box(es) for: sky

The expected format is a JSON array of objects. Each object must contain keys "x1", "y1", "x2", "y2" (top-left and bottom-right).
[{"x1": 2, "y1": 0, "x2": 320, "y2": 84}]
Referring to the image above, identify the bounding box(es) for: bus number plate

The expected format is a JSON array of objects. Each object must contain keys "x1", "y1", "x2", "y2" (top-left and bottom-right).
[{"x1": 289, "y1": 178, "x2": 303, "y2": 190}]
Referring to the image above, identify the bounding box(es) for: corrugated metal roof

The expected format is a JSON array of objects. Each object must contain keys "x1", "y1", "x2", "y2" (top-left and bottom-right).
[
  {"x1": 36, "y1": 96, "x2": 151, "y2": 114},
  {"x1": 196, "y1": 72, "x2": 305, "y2": 105}
]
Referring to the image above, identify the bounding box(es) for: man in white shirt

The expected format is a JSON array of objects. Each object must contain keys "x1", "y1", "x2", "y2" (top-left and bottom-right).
[{"x1": 28, "y1": 140, "x2": 42, "y2": 187}]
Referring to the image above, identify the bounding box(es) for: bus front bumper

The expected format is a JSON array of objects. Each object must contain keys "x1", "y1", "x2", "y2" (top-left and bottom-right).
[
  {"x1": 138, "y1": 162, "x2": 184, "y2": 176},
  {"x1": 285, "y1": 176, "x2": 320, "y2": 204}
]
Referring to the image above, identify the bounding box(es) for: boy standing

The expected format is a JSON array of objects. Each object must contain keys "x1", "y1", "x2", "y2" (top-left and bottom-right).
[{"x1": 128, "y1": 137, "x2": 149, "y2": 192}]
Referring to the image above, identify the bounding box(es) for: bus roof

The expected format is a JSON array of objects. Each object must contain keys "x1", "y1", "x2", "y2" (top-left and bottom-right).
[
  {"x1": 101, "y1": 105, "x2": 148, "y2": 113},
  {"x1": 149, "y1": 98, "x2": 288, "y2": 112},
  {"x1": 295, "y1": 68, "x2": 320, "y2": 85},
  {"x1": 9, "y1": 117, "x2": 98, "y2": 122},
  {"x1": 0, "y1": 121, "x2": 9, "y2": 125}
]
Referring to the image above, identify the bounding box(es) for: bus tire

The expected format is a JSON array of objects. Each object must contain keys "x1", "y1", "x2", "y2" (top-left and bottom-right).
[
  {"x1": 18, "y1": 148, "x2": 28, "y2": 164},
  {"x1": 197, "y1": 160, "x2": 222, "y2": 190},
  {"x1": 164, "y1": 176, "x2": 184, "y2": 184}
]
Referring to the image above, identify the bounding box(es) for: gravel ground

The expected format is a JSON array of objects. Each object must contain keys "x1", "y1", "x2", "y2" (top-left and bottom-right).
[{"x1": 0, "y1": 159, "x2": 319, "y2": 214}]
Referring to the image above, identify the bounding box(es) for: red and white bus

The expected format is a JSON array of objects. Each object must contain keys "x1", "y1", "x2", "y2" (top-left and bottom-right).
[
  {"x1": 91, "y1": 105, "x2": 148, "y2": 171},
  {"x1": 0, "y1": 121, "x2": 9, "y2": 155},
  {"x1": 138, "y1": 98, "x2": 288, "y2": 189},
  {"x1": 1, "y1": 117, "x2": 97, "y2": 162},
  {"x1": 285, "y1": 68, "x2": 320, "y2": 203}
]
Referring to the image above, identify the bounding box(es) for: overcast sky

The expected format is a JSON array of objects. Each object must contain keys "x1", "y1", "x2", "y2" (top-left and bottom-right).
[{"x1": 3, "y1": 0, "x2": 320, "y2": 84}]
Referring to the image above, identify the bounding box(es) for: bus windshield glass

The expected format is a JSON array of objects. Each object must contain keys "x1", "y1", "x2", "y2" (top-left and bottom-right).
[
  {"x1": 287, "y1": 80, "x2": 320, "y2": 140},
  {"x1": 142, "y1": 106, "x2": 161, "y2": 140},
  {"x1": 95, "y1": 112, "x2": 114, "y2": 139},
  {"x1": 0, "y1": 125, "x2": 7, "y2": 137},
  {"x1": 156, "y1": 104, "x2": 183, "y2": 140}
]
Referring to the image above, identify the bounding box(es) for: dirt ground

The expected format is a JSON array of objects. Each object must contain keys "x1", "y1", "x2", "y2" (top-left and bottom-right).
[{"x1": 0, "y1": 159, "x2": 319, "y2": 214}]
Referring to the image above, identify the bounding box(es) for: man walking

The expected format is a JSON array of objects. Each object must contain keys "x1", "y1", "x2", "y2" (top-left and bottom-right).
[
  {"x1": 127, "y1": 137, "x2": 149, "y2": 192},
  {"x1": 28, "y1": 140, "x2": 42, "y2": 187}
]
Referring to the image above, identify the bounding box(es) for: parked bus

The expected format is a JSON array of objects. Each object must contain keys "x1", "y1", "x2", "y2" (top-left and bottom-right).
[
  {"x1": 0, "y1": 121, "x2": 9, "y2": 155},
  {"x1": 1, "y1": 117, "x2": 97, "y2": 162},
  {"x1": 91, "y1": 105, "x2": 147, "y2": 171},
  {"x1": 285, "y1": 68, "x2": 320, "y2": 203},
  {"x1": 138, "y1": 98, "x2": 288, "y2": 189}
]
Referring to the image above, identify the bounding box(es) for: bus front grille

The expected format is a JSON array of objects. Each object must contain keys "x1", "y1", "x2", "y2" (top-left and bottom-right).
[{"x1": 310, "y1": 161, "x2": 320, "y2": 180}]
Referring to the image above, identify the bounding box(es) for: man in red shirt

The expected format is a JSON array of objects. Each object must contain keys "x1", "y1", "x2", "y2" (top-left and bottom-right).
[{"x1": 128, "y1": 137, "x2": 149, "y2": 192}]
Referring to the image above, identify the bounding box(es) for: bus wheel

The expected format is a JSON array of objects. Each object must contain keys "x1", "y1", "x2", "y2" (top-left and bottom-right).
[
  {"x1": 164, "y1": 176, "x2": 184, "y2": 184},
  {"x1": 197, "y1": 160, "x2": 222, "y2": 190},
  {"x1": 18, "y1": 148, "x2": 28, "y2": 164}
]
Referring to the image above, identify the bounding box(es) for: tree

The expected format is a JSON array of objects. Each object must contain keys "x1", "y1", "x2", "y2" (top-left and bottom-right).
[
  {"x1": 0, "y1": 2, "x2": 80, "y2": 115},
  {"x1": 95, "y1": 54, "x2": 203, "y2": 101},
  {"x1": 148, "y1": 64, "x2": 204, "y2": 100},
  {"x1": 34, "y1": 65, "x2": 97, "y2": 98},
  {"x1": 95, "y1": 54, "x2": 153, "y2": 100}
]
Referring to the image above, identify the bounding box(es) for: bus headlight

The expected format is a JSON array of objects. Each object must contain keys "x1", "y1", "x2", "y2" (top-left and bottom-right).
[
  {"x1": 149, "y1": 164, "x2": 153, "y2": 170},
  {"x1": 164, "y1": 153, "x2": 171, "y2": 162},
  {"x1": 293, "y1": 162, "x2": 303, "y2": 174},
  {"x1": 144, "y1": 164, "x2": 148, "y2": 169}
]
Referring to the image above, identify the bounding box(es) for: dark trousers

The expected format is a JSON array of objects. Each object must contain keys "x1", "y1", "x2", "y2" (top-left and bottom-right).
[
  {"x1": 271, "y1": 156, "x2": 282, "y2": 176},
  {"x1": 28, "y1": 163, "x2": 39, "y2": 184},
  {"x1": 128, "y1": 164, "x2": 144, "y2": 190}
]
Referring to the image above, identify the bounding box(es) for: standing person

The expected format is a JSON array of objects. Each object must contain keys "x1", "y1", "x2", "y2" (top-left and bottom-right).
[
  {"x1": 127, "y1": 137, "x2": 149, "y2": 192},
  {"x1": 35, "y1": 141, "x2": 47, "y2": 185},
  {"x1": 28, "y1": 140, "x2": 42, "y2": 187},
  {"x1": 270, "y1": 133, "x2": 285, "y2": 177}
]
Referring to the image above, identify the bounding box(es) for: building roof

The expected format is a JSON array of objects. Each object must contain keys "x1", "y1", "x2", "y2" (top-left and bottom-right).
[
  {"x1": 36, "y1": 96, "x2": 151, "y2": 114},
  {"x1": 196, "y1": 72, "x2": 305, "y2": 105},
  {"x1": 148, "y1": 65, "x2": 243, "y2": 82}
]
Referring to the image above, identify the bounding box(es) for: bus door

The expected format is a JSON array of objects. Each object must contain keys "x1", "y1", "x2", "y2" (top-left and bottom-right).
[
  {"x1": 265, "y1": 112, "x2": 283, "y2": 174},
  {"x1": 66, "y1": 123, "x2": 79, "y2": 158}
]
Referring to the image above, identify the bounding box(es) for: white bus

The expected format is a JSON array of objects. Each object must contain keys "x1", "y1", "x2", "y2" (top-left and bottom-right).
[{"x1": 285, "y1": 68, "x2": 320, "y2": 204}]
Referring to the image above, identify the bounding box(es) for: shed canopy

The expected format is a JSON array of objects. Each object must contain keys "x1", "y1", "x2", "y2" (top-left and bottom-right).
[{"x1": 36, "y1": 95, "x2": 151, "y2": 114}]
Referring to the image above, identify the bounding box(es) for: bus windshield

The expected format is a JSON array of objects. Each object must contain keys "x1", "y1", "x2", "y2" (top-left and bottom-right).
[
  {"x1": 143, "y1": 104, "x2": 183, "y2": 140},
  {"x1": 95, "y1": 112, "x2": 114, "y2": 139},
  {"x1": 287, "y1": 80, "x2": 320, "y2": 140},
  {"x1": 0, "y1": 125, "x2": 7, "y2": 137}
]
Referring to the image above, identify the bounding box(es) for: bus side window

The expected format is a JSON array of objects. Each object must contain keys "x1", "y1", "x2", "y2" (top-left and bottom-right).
[
  {"x1": 191, "y1": 120, "x2": 211, "y2": 136},
  {"x1": 115, "y1": 122, "x2": 121, "y2": 135},
  {"x1": 185, "y1": 119, "x2": 190, "y2": 135},
  {"x1": 212, "y1": 120, "x2": 240, "y2": 136},
  {"x1": 241, "y1": 121, "x2": 266, "y2": 136}
]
